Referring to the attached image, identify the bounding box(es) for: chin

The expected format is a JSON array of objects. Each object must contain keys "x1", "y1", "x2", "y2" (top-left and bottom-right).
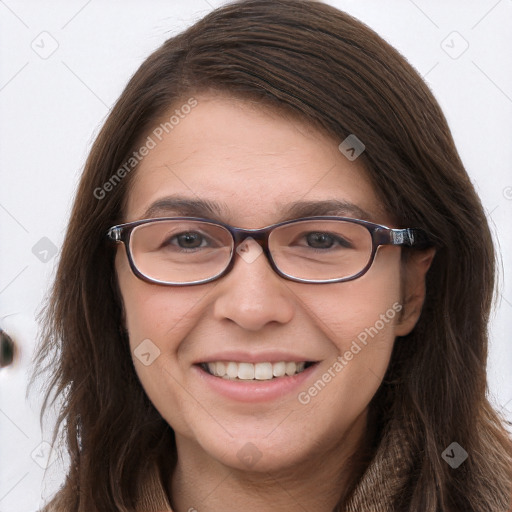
[{"x1": 194, "y1": 430, "x2": 315, "y2": 474}]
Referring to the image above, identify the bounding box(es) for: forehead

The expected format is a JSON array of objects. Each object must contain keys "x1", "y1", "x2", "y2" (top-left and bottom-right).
[{"x1": 124, "y1": 94, "x2": 388, "y2": 226}]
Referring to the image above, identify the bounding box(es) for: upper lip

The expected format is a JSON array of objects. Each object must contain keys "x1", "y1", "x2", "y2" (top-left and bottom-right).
[{"x1": 195, "y1": 351, "x2": 319, "y2": 364}]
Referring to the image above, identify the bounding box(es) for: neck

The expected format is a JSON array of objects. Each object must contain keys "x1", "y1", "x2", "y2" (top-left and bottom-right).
[{"x1": 169, "y1": 411, "x2": 370, "y2": 512}]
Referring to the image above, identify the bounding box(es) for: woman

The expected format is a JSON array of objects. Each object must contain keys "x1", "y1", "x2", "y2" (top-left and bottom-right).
[{"x1": 30, "y1": 0, "x2": 512, "y2": 510}]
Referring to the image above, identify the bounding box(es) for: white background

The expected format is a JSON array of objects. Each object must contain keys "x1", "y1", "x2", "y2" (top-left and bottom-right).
[{"x1": 0, "y1": 1, "x2": 511, "y2": 510}]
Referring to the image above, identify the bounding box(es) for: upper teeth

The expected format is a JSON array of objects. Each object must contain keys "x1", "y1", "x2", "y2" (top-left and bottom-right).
[{"x1": 205, "y1": 361, "x2": 307, "y2": 380}]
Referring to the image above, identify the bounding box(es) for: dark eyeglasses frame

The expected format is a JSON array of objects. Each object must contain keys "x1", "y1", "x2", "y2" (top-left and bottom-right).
[{"x1": 107, "y1": 216, "x2": 433, "y2": 286}]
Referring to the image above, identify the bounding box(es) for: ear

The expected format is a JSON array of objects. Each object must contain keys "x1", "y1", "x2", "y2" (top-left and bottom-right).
[{"x1": 394, "y1": 247, "x2": 436, "y2": 336}]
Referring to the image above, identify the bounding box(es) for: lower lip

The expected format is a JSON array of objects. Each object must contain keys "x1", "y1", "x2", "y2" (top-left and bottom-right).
[{"x1": 192, "y1": 363, "x2": 319, "y2": 403}]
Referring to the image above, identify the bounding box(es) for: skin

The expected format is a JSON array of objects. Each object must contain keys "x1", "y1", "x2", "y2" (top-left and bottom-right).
[{"x1": 115, "y1": 93, "x2": 435, "y2": 512}]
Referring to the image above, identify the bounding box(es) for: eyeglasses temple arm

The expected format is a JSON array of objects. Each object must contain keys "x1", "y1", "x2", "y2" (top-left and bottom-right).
[{"x1": 389, "y1": 228, "x2": 432, "y2": 248}]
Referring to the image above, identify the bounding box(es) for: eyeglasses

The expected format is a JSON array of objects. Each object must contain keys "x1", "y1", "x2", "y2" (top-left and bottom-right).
[{"x1": 107, "y1": 216, "x2": 432, "y2": 286}]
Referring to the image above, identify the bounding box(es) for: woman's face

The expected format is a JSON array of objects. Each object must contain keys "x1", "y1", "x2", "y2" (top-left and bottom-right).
[{"x1": 115, "y1": 93, "x2": 429, "y2": 473}]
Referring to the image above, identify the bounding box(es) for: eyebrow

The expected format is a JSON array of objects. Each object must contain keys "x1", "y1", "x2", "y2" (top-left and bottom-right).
[{"x1": 141, "y1": 196, "x2": 374, "y2": 223}]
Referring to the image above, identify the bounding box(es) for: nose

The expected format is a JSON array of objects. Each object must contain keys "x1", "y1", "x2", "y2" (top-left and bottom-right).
[{"x1": 212, "y1": 237, "x2": 295, "y2": 331}]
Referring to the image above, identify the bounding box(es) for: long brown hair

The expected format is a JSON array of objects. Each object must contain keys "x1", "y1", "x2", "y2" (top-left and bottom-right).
[{"x1": 29, "y1": 0, "x2": 512, "y2": 510}]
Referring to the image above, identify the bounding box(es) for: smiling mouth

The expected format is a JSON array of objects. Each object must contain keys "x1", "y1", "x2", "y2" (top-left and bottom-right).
[{"x1": 199, "y1": 361, "x2": 316, "y2": 381}]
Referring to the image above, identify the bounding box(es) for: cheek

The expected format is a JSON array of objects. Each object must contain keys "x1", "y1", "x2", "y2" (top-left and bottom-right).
[
  {"x1": 116, "y1": 252, "x2": 204, "y2": 431},
  {"x1": 307, "y1": 247, "x2": 403, "y2": 342},
  {"x1": 116, "y1": 250, "x2": 198, "y2": 344},
  {"x1": 296, "y1": 290, "x2": 401, "y2": 432},
  {"x1": 298, "y1": 248, "x2": 403, "y2": 394}
]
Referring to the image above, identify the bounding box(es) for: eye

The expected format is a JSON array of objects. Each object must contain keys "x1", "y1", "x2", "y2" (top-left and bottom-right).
[
  {"x1": 303, "y1": 231, "x2": 353, "y2": 250},
  {"x1": 173, "y1": 232, "x2": 206, "y2": 249},
  {"x1": 159, "y1": 231, "x2": 210, "y2": 251}
]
